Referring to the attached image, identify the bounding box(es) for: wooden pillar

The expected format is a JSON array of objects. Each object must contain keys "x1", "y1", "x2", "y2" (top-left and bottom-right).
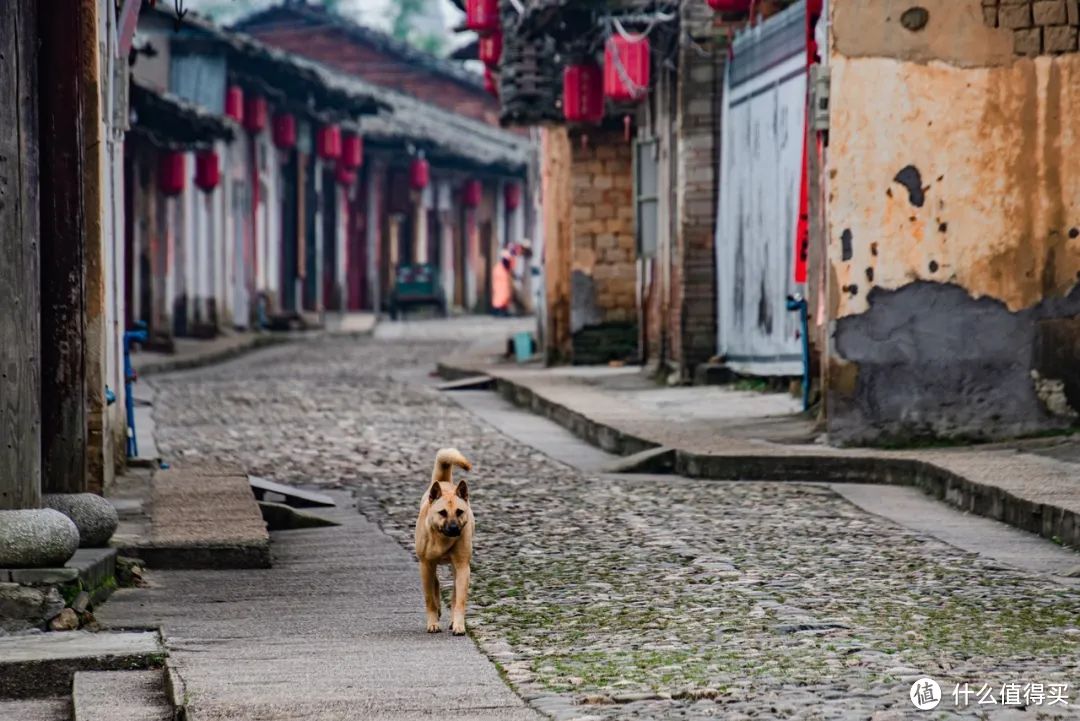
[
  {"x1": 37, "y1": 0, "x2": 88, "y2": 494},
  {"x1": 541, "y1": 126, "x2": 572, "y2": 364},
  {"x1": 0, "y1": 0, "x2": 42, "y2": 510}
]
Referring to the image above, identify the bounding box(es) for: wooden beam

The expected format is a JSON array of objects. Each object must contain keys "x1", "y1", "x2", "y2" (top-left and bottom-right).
[
  {"x1": 541, "y1": 126, "x2": 572, "y2": 363},
  {"x1": 0, "y1": 0, "x2": 42, "y2": 510},
  {"x1": 37, "y1": 0, "x2": 89, "y2": 494}
]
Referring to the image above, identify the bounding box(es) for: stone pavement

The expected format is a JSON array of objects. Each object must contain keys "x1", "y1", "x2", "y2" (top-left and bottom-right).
[
  {"x1": 124, "y1": 328, "x2": 1080, "y2": 720},
  {"x1": 436, "y1": 355, "x2": 1080, "y2": 550}
]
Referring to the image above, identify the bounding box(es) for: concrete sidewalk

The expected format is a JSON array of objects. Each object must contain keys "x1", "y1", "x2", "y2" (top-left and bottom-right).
[
  {"x1": 438, "y1": 355, "x2": 1080, "y2": 551},
  {"x1": 97, "y1": 491, "x2": 542, "y2": 721}
]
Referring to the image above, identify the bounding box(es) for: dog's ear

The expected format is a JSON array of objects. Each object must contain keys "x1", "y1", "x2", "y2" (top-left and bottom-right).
[
  {"x1": 428, "y1": 482, "x2": 442, "y2": 502},
  {"x1": 455, "y1": 480, "x2": 468, "y2": 501}
]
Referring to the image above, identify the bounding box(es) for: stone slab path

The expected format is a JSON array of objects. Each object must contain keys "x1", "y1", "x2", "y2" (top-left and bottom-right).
[{"x1": 97, "y1": 491, "x2": 542, "y2": 721}]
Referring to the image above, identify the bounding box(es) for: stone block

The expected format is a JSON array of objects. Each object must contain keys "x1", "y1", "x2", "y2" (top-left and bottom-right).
[
  {"x1": 0, "y1": 510, "x2": 79, "y2": 568},
  {"x1": 1014, "y1": 26, "x2": 1044, "y2": 53},
  {"x1": 983, "y1": 5, "x2": 999, "y2": 25},
  {"x1": 1069, "y1": 0, "x2": 1080, "y2": 24},
  {"x1": 1000, "y1": 2, "x2": 1034, "y2": 27},
  {"x1": 43, "y1": 493, "x2": 119, "y2": 548},
  {"x1": 0, "y1": 583, "x2": 65, "y2": 634},
  {"x1": 1044, "y1": 23, "x2": 1079, "y2": 49},
  {"x1": 9, "y1": 567, "x2": 79, "y2": 585},
  {"x1": 1033, "y1": 0, "x2": 1067, "y2": 24}
]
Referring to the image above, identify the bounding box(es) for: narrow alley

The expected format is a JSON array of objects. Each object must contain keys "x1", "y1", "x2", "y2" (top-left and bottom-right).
[{"x1": 94, "y1": 324, "x2": 1080, "y2": 720}]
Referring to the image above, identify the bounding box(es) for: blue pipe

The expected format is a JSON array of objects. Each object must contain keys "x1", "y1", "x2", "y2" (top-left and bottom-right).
[
  {"x1": 123, "y1": 322, "x2": 149, "y2": 458},
  {"x1": 786, "y1": 295, "x2": 811, "y2": 412}
]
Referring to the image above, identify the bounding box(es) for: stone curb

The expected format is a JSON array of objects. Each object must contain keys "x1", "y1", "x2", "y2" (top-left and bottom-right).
[
  {"x1": 137, "y1": 320, "x2": 381, "y2": 379},
  {"x1": 438, "y1": 362, "x2": 1080, "y2": 551},
  {"x1": 136, "y1": 334, "x2": 292, "y2": 378}
]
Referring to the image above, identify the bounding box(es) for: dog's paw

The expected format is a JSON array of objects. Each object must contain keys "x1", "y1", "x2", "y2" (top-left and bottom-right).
[
  {"x1": 450, "y1": 620, "x2": 467, "y2": 636},
  {"x1": 426, "y1": 622, "x2": 442, "y2": 633}
]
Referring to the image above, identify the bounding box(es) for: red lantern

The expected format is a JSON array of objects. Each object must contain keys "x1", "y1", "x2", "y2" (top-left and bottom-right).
[
  {"x1": 504, "y1": 182, "x2": 521, "y2": 211},
  {"x1": 158, "y1": 151, "x2": 185, "y2": 196},
  {"x1": 563, "y1": 63, "x2": 604, "y2": 124},
  {"x1": 342, "y1": 133, "x2": 363, "y2": 170},
  {"x1": 316, "y1": 125, "x2": 341, "y2": 160},
  {"x1": 225, "y1": 85, "x2": 244, "y2": 122},
  {"x1": 604, "y1": 35, "x2": 650, "y2": 103},
  {"x1": 272, "y1": 113, "x2": 296, "y2": 150},
  {"x1": 335, "y1": 160, "x2": 356, "y2": 187},
  {"x1": 243, "y1": 95, "x2": 267, "y2": 133},
  {"x1": 409, "y1": 157, "x2": 430, "y2": 191},
  {"x1": 479, "y1": 31, "x2": 503, "y2": 66},
  {"x1": 465, "y1": 0, "x2": 499, "y2": 34},
  {"x1": 706, "y1": 0, "x2": 751, "y2": 10},
  {"x1": 194, "y1": 150, "x2": 220, "y2": 193},
  {"x1": 483, "y1": 67, "x2": 499, "y2": 98},
  {"x1": 463, "y1": 179, "x2": 482, "y2": 207}
]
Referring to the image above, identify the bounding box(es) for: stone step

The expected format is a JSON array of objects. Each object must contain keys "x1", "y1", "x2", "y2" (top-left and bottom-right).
[
  {"x1": 0, "y1": 630, "x2": 164, "y2": 700},
  {"x1": 72, "y1": 671, "x2": 170, "y2": 721},
  {"x1": 0, "y1": 697, "x2": 71, "y2": 721},
  {"x1": 436, "y1": 374, "x2": 495, "y2": 391},
  {"x1": 114, "y1": 465, "x2": 270, "y2": 570}
]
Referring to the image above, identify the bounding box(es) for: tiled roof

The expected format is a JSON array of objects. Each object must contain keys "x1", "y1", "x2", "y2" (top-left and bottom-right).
[{"x1": 232, "y1": 3, "x2": 484, "y2": 92}]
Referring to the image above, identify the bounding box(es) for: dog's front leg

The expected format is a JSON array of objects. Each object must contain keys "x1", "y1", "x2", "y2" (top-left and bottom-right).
[
  {"x1": 450, "y1": 562, "x2": 470, "y2": 636},
  {"x1": 420, "y1": 561, "x2": 441, "y2": 633}
]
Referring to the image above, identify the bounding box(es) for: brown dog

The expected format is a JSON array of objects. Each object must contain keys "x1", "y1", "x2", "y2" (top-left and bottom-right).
[{"x1": 415, "y1": 448, "x2": 473, "y2": 635}]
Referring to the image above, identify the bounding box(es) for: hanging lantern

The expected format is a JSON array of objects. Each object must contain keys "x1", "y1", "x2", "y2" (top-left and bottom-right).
[
  {"x1": 504, "y1": 182, "x2": 521, "y2": 211},
  {"x1": 409, "y1": 156, "x2": 430, "y2": 191},
  {"x1": 465, "y1": 0, "x2": 499, "y2": 34},
  {"x1": 463, "y1": 179, "x2": 482, "y2": 208},
  {"x1": 158, "y1": 151, "x2": 185, "y2": 196},
  {"x1": 483, "y1": 67, "x2": 499, "y2": 98},
  {"x1": 194, "y1": 150, "x2": 220, "y2": 193},
  {"x1": 342, "y1": 133, "x2": 364, "y2": 170},
  {"x1": 706, "y1": 0, "x2": 751, "y2": 10},
  {"x1": 225, "y1": 85, "x2": 244, "y2": 123},
  {"x1": 604, "y1": 35, "x2": 650, "y2": 103},
  {"x1": 335, "y1": 160, "x2": 357, "y2": 187},
  {"x1": 479, "y1": 31, "x2": 503, "y2": 66},
  {"x1": 272, "y1": 113, "x2": 296, "y2": 150},
  {"x1": 316, "y1": 124, "x2": 341, "y2": 160},
  {"x1": 563, "y1": 63, "x2": 605, "y2": 124},
  {"x1": 243, "y1": 95, "x2": 267, "y2": 133}
]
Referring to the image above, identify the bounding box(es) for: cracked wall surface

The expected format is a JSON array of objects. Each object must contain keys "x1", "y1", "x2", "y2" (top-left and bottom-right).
[{"x1": 827, "y1": 0, "x2": 1080, "y2": 444}]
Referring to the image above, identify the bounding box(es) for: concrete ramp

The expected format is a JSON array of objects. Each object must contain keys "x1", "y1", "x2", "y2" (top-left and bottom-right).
[{"x1": 249, "y1": 476, "x2": 336, "y2": 508}]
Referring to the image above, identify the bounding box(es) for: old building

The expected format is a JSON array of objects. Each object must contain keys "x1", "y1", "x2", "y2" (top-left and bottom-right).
[
  {"x1": 493, "y1": 1, "x2": 770, "y2": 371},
  {"x1": 1, "y1": 0, "x2": 132, "y2": 545},
  {"x1": 236, "y1": 1, "x2": 536, "y2": 314},
  {"x1": 824, "y1": 0, "x2": 1080, "y2": 443}
]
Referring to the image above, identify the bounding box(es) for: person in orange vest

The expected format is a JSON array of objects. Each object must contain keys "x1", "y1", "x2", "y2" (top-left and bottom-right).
[{"x1": 491, "y1": 249, "x2": 514, "y2": 317}]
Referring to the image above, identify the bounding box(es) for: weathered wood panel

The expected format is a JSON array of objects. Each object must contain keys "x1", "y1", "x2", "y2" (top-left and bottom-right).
[
  {"x1": 0, "y1": 0, "x2": 42, "y2": 509},
  {"x1": 715, "y1": 6, "x2": 806, "y2": 376},
  {"x1": 37, "y1": 0, "x2": 89, "y2": 493}
]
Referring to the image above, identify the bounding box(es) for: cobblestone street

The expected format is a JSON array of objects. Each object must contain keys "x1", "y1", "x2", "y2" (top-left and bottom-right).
[{"x1": 147, "y1": 332, "x2": 1080, "y2": 720}]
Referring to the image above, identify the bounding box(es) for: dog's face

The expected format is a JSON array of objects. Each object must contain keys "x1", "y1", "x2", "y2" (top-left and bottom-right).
[{"x1": 426, "y1": 480, "x2": 470, "y2": 538}]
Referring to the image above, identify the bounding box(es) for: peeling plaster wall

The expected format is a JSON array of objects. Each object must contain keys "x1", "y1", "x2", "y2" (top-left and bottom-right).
[{"x1": 827, "y1": 0, "x2": 1080, "y2": 444}]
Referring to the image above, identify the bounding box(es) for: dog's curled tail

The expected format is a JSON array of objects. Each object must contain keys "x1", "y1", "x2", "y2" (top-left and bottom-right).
[{"x1": 432, "y1": 448, "x2": 472, "y2": 484}]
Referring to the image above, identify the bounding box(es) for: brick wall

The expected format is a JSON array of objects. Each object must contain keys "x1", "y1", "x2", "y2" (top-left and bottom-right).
[
  {"x1": 983, "y1": 0, "x2": 1080, "y2": 54},
  {"x1": 246, "y1": 25, "x2": 501, "y2": 126},
  {"x1": 569, "y1": 129, "x2": 637, "y2": 363},
  {"x1": 674, "y1": 4, "x2": 722, "y2": 375}
]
